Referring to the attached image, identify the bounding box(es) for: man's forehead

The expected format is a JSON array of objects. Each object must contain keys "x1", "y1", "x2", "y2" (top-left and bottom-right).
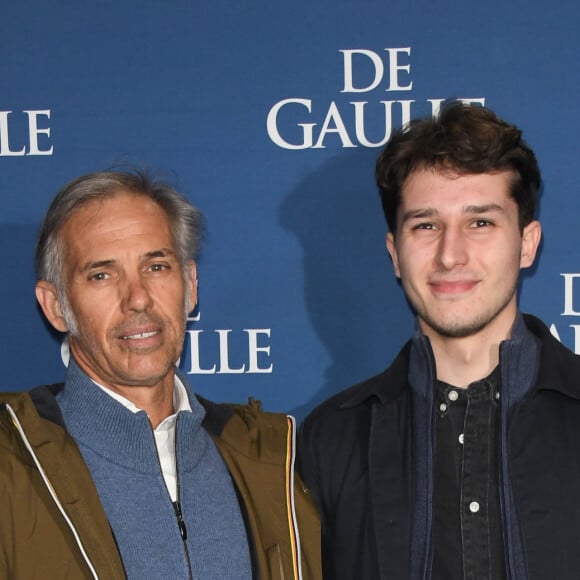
[
  {"x1": 58, "y1": 191, "x2": 176, "y2": 260},
  {"x1": 400, "y1": 169, "x2": 515, "y2": 205},
  {"x1": 70, "y1": 189, "x2": 162, "y2": 217},
  {"x1": 59, "y1": 191, "x2": 169, "y2": 230}
]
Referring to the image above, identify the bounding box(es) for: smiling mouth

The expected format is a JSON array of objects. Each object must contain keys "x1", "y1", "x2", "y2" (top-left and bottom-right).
[
  {"x1": 120, "y1": 330, "x2": 160, "y2": 340},
  {"x1": 430, "y1": 280, "x2": 478, "y2": 294}
]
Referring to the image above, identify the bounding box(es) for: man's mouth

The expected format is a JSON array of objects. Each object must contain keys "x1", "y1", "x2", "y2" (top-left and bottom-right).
[
  {"x1": 120, "y1": 330, "x2": 160, "y2": 340},
  {"x1": 429, "y1": 280, "x2": 478, "y2": 294}
]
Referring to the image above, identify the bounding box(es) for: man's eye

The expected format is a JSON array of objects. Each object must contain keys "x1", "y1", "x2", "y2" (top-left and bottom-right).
[
  {"x1": 150, "y1": 263, "x2": 168, "y2": 272},
  {"x1": 89, "y1": 272, "x2": 108, "y2": 281},
  {"x1": 472, "y1": 219, "x2": 492, "y2": 228},
  {"x1": 414, "y1": 223, "x2": 436, "y2": 230}
]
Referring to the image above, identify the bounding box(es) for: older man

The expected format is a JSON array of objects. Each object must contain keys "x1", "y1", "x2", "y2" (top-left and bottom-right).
[
  {"x1": 298, "y1": 103, "x2": 580, "y2": 579},
  {"x1": 0, "y1": 171, "x2": 320, "y2": 579}
]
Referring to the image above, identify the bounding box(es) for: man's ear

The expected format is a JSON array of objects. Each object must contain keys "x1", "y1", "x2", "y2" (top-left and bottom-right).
[
  {"x1": 185, "y1": 260, "x2": 198, "y2": 314},
  {"x1": 386, "y1": 232, "x2": 401, "y2": 278},
  {"x1": 35, "y1": 281, "x2": 69, "y2": 333},
  {"x1": 520, "y1": 220, "x2": 542, "y2": 269}
]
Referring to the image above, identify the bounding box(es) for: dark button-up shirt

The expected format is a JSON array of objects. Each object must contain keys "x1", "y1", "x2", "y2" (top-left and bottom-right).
[{"x1": 432, "y1": 367, "x2": 507, "y2": 580}]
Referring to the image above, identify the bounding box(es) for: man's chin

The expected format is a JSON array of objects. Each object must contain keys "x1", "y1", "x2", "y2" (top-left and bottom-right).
[{"x1": 420, "y1": 315, "x2": 489, "y2": 339}]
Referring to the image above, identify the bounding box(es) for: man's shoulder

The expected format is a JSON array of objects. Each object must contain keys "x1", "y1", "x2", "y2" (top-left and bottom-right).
[
  {"x1": 0, "y1": 389, "x2": 32, "y2": 407},
  {"x1": 524, "y1": 313, "x2": 580, "y2": 397},
  {"x1": 199, "y1": 395, "x2": 288, "y2": 430},
  {"x1": 0, "y1": 385, "x2": 69, "y2": 467},
  {"x1": 198, "y1": 395, "x2": 293, "y2": 463},
  {"x1": 1, "y1": 384, "x2": 65, "y2": 427},
  {"x1": 302, "y1": 341, "x2": 411, "y2": 429}
]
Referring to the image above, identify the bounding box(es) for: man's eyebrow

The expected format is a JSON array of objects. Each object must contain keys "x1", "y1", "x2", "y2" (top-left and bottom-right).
[
  {"x1": 401, "y1": 203, "x2": 506, "y2": 223},
  {"x1": 401, "y1": 208, "x2": 438, "y2": 222},
  {"x1": 463, "y1": 203, "x2": 505, "y2": 214},
  {"x1": 80, "y1": 259, "x2": 116, "y2": 273},
  {"x1": 143, "y1": 248, "x2": 177, "y2": 260},
  {"x1": 78, "y1": 249, "x2": 177, "y2": 273}
]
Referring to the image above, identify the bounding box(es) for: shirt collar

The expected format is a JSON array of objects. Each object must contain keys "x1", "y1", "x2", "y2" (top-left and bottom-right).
[{"x1": 92, "y1": 372, "x2": 192, "y2": 429}]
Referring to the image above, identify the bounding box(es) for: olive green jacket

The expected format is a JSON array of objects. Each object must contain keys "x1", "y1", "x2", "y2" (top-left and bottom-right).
[{"x1": 0, "y1": 388, "x2": 321, "y2": 579}]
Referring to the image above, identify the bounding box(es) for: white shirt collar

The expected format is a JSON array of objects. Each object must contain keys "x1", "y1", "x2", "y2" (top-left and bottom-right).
[{"x1": 92, "y1": 372, "x2": 192, "y2": 430}]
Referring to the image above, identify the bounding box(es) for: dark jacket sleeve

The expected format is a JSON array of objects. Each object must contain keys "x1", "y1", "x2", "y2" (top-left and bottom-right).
[{"x1": 296, "y1": 414, "x2": 323, "y2": 513}]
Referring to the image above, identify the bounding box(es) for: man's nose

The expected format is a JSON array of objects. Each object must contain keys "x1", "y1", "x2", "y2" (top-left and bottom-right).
[
  {"x1": 435, "y1": 227, "x2": 468, "y2": 270},
  {"x1": 121, "y1": 274, "x2": 154, "y2": 312}
]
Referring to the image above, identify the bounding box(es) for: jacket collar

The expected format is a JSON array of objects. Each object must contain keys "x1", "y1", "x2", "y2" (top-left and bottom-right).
[
  {"x1": 28, "y1": 383, "x2": 66, "y2": 427},
  {"x1": 339, "y1": 341, "x2": 411, "y2": 408},
  {"x1": 521, "y1": 313, "x2": 580, "y2": 400},
  {"x1": 340, "y1": 312, "x2": 580, "y2": 408}
]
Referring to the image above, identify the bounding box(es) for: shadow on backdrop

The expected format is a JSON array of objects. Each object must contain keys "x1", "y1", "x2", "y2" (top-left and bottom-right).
[
  {"x1": 280, "y1": 149, "x2": 413, "y2": 421},
  {"x1": 0, "y1": 224, "x2": 66, "y2": 391}
]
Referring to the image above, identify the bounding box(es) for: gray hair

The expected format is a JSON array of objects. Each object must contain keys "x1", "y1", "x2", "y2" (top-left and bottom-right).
[{"x1": 35, "y1": 170, "x2": 204, "y2": 327}]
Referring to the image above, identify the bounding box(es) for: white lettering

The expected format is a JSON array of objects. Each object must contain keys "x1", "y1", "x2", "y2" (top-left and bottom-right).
[
  {"x1": 457, "y1": 98, "x2": 486, "y2": 108},
  {"x1": 549, "y1": 323, "x2": 562, "y2": 342},
  {"x1": 571, "y1": 325, "x2": 580, "y2": 355},
  {"x1": 0, "y1": 109, "x2": 54, "y2": 156},
  {"x1": 185, "y1": 329, "x2": 217, "y2": 374},
  {"x1": 0, "y1": 111, "x2": 25, "y2": 156},
  {"x1": 428, "y1": 98, "x2": 486, "y2": 118},
  {"x1": 561, "y1": 273, "x2": 580, "y2": 315},
  {"x1": 217, "y1": 329, "x2": 246, "y2": 374},
  {"x1": 25, "y1": 110, "x2": 53, "y2": 155},
  {"x1": 352, "y1": 100, "x2": 415, "y2": 147},
  {"x1": 385, "y1": 48, "x2": 412, "y2": 91},
  {"x1": 549, "y1": 323, "x2": 580, "y2": 354},
  {"x1": 427, "y1": 99, "x2": 446, "y2": 118},
  {"x1": 245, "y1": 329, "x2": 273, "y2": 373},
  {"x1": 187, "y1": 311, "x2": 201, "y2": 322},
  {"x1": 266, "y1": 98, "x2": 315, "y2": 150},
  {"x1": 312, "y1": 101, "x2": 355, "y2": 149},
  {"x1": 340, "y1": 49, "x2": 384, "y2": 93},
  {"x1": 185, "y1": 327, "x2": 273, "y2": 374},
  {"x1": 268, "y1": 97, "x2": 485, "y2": 150}
]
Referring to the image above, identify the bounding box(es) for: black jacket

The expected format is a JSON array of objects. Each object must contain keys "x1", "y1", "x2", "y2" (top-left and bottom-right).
[{"x1": 298, "y1": 314, "x2": 580, "y2": 579}]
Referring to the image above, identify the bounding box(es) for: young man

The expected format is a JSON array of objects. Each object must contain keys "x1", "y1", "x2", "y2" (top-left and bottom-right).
[
  {"x1": 0, "y1": 171, "x2": 320, "y2": 579},
  {"x1": 298, "y1": 103, "x2": 580, "y2": 579}
]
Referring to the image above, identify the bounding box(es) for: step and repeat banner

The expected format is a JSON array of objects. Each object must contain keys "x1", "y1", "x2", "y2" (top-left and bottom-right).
[{"x1": 1, "y1": 1, "x2": 579, "y2": 419}]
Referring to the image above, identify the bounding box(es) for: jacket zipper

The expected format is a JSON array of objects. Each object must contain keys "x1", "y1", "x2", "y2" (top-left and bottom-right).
[
  {"x1": 150, "y1": 414, "x2": 194, "y2": 580},
  {"x1": 149, "y1": 414, "x2": 194, "y2": 579},
  {"x1": 285, "y1": 414, "x2": 303, "y2": 580},
  {"x1": 172, "y1": 415, "x2": 193, "y2": 580},
  {"x1": 173, "y1": 499, "x2": 188, "y2": 541},
  {"x1": 3, "y1": 403, "x2": 100, "y2": 580}
]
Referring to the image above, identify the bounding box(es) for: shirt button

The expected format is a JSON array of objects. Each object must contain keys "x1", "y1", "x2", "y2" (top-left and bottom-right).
[
  {"x1": 469, "y1": 501, "x2": 480, "y2": 513},
  {"x1": 439, "y1": 403, "x2": 447, "y2": 412},
  {"x1": 495, "y1": 392, "x2": 500, "y2": 400},
  {"x1": 458, "y1": 433, "x2": 464, "y2": 445},
  {"x1": 448, "y1": 390, "x2": 458, "y2": 402}
]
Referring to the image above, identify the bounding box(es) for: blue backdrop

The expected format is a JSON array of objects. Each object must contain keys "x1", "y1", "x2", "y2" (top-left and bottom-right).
[{"x1": 2, "y1": 1, "x2": 579, "y2": 420}]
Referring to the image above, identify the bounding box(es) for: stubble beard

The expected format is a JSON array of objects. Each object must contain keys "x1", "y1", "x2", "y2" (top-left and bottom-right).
[{"x1": 410, "y1": 286, "x2": 518, "y2": 340}]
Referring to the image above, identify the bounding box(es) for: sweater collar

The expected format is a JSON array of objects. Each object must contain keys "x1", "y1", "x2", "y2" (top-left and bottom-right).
[{"x1": 56, "y1": 358, "x2": 208, "y2": 474}]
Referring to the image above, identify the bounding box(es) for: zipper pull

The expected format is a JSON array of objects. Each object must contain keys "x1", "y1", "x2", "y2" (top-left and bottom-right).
[{"x1": 173, "y1": 501, "x2": 188, "y2": 541}]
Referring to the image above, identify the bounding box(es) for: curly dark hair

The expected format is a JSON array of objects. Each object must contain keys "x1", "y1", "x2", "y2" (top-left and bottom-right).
[{"x1": 376, "y1": 102, "x2": 541, "y2": 234}]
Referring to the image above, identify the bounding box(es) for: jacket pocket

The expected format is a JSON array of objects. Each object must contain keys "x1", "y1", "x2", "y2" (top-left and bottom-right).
[{"x1": 266, "y1": 543, "x2": 285, "y2": 580}]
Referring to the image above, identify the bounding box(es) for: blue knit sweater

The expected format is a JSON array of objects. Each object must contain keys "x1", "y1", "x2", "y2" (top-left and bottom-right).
[{"x1": 57, "y1": 359, "x2": 252, "y2": 579}]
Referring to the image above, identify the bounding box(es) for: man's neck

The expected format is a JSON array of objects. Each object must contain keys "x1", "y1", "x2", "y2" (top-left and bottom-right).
[
  {"x1": 72, "y1": 364, "x2": 176, "y2": 429},
  {"x1": 422, "y1": 315, "x2": 517, "y2": 388},
  {"x1": 429, "y1": 336, "x2": 500, "y2": 388},
  {"x1": 104, "y1": 382, "x2": 176, "y2": 429}
]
